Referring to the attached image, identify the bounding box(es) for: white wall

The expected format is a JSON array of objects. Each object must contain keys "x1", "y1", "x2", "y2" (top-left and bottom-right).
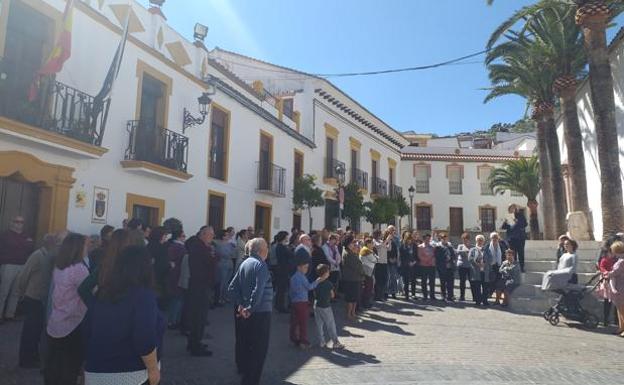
[{"x1": 555, "y1": 36, "x2": 624, "y2": 240}]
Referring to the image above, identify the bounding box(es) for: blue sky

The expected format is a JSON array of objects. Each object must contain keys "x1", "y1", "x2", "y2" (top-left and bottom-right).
[{"x1": 138, "y1": 0, "x2": 619, "y2": 136}]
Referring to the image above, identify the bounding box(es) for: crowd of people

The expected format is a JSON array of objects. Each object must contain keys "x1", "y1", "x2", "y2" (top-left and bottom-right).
[{"x1": 0, "y1": 200, "x2": 623, "y2": 385}]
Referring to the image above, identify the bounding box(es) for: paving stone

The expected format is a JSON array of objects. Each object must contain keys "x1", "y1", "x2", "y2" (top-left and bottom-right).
[{"x1": 1, "y1": 295, "x2": 623, "y2": 385}]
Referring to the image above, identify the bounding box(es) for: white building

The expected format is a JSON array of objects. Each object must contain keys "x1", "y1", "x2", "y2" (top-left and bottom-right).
[
  {"x1": 399, "y1": 144, "x2": 531, "y2": 237},
  {"x1": 0, "y1": 0, "x2": 408, "y2": 240},
  {"x1": 555, "y1": 28, "x2": 624, "y2": 240}
]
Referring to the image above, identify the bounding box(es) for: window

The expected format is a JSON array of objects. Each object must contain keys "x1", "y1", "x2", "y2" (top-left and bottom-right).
[
  {"x1": 449, "y1": 207, "x2": 463, "y2": 236},
  {"x1": 479, "y1": 166, "x2": 494, "y2": 195},
  {"x1": 132, "y1": 205, "x2": 159, "y2": 227},
  {"x1": 282, "y1": 98, "x2": 294, "y2": 120},
  {"x1": 209, "y1": 107, "x2": 229, "y2": 181},
  {"x1": 1, "y1": 1, "x2": 53, "y2": 119},
  {"x1": 448, "y1": 166, "x2": 462, "y2": 195},
  {"x1": 416, "y1": 205, "x2": 432, "y2": 231},
  {"x1": 208, "y1": 192, "x2": 226, "y2": 231},
  {"x1": 480, "y1": 207, "x2": 496, "y2": 233},
  {"x1": 125, "y1": 193, "x2": 165, "y2": 227},
  {"x1": 292, "y1": 213, "x2": 302, "y2": 232},
  {"x1": 414, "y1": 164, "x2": 430, "y2": 193},
  {"x1": 389, "y1": 167, "x2": 395, "y2": 187},
  {"x1": 294, "y1": 150, "x2": 303, "y2": 183}
]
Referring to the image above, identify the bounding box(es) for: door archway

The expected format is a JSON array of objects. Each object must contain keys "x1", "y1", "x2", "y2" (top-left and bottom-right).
[{"x1": 0, "y1": 151, "x2": 75, "y2": 239}]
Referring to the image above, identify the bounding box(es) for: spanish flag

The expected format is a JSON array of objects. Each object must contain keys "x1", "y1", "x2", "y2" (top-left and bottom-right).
[{"x1": 28, "y1": 0, "x2": 74, "y2": 101}]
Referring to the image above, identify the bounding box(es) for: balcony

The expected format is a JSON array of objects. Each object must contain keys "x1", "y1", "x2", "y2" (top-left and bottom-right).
[
  {"x1": 415, "y1": 179, "x2": 430, "y2": 194},
  {"x1": 324, "y1": 158, "x2": 346, "y2": 184},
  {"x1": 350, "y1": 168, "x2": 368, "y2": 191},
  {"x1": 390, "y1": 184, "x2": 402, "y2": 198},
  {"x1": 256, "y1": 161, "x2": 286, "y2": 197},
  {"x1": 449, "y1": 180, "x2": 463, "y2": 195},
  {"x1": 122, "y1": 120, "x2": 191, "y2": 181},
  {"x1": 0, "y1": 74, "x2": 110, "y2": 157},
  {"x1": 481, "y1": 182, "x2": 494, "y2": 196},
  {"x1": 371, "y1": 176, "x2": 388, "y2": 197}
]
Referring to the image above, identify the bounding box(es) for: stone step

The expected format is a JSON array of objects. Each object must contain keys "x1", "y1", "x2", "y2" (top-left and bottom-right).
[
  {"x1": 522, "y1": 272, "x2": 599, "y2": 286},
  {"x1": 524, "y1": 260, "x2": 597, "y2": 274},
  {"x1": 523, "y1": 249, "x2": 597, "y2": 261},
  {"x1": 525, "y1": 240, "x2": 601, "y2": 249}
]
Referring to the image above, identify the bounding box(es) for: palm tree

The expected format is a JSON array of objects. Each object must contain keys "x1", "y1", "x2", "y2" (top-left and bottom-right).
[
  {"x1": 487, "y1": 0, "x2": 624, "y2": 238},
  {"x1": 529, "y1": 7, "x2": 592, "y2": 237},
  {"x1": 489, "y1": 157, "x2": 542, "y2": 239},
  {"x1": 484, "y1": 33, "x2": 567, "y2": 238}
]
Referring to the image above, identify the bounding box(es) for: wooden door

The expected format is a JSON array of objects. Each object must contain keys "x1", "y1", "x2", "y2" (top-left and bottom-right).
[
  {"x1": 208, "y1": 193, "x2": 225, "y2": 231},
  {"x1": 449, "y1": 207, "x2": 463, "y2": 236},
  {"x1": 0, "y1": 176, "x2": 39, "y2": 239},
  {"x1": 259, "y1": 134, "x2": 272, "y2": 190},
  {"x1": 416, "y1": 205, "x2": 431, "y2": 231},
  {"x1": 254, "y1": 204, "x2": 271, "y2": 240},
  {"x1": 2, "y1": 1, "x2": 53, "y2": 121}
]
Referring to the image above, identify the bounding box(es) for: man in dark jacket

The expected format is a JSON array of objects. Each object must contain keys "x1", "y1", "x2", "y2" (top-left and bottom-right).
[
  {"x1": 185, "y1": 226, "x2": 217, "y2": 356},
  {"x1": 435, "y1": 233, "x2": 457, "y2": 301},
  {"x1": 502, "y1": 204, "x2": 528, "y2": 272}
]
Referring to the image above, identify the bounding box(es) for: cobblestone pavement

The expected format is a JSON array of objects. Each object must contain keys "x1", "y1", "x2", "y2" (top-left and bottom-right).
[{"x1": 2, "y1": 296, "x2": 623, "y2": 385}]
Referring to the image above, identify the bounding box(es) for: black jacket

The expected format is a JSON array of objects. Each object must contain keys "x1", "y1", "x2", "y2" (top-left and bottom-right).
[{"x1": 435, "y1": 243, "x2": 457, "y2": 271}]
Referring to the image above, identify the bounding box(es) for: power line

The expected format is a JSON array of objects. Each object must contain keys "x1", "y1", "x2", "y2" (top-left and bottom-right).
[
  {"x1": 214, "y1": 49, "x2": 489, "y2": 80},
  {"x1": 315, "y1": 49, "x2": 489, "y2": 78}
]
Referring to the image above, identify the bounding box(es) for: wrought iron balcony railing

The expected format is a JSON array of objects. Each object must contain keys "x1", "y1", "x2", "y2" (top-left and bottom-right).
[
  {"x1": 0, "y1": 75, "x2": 110, "y2": 146},
  {"x1": 256, "y1": 161, "x2": 286, "y2": 197},
  {"x1": 371, "y1": 176, "x2": 388, "y2": 196},
  {"x1": 125, "y1": 120, "x2": 189, "y2": 173},
  {"x1": 449, "y1": 180, "x2": 463, "y2": 195},
  {"x1": 325, "y1": 158, "x2": 346, "y2": 181},
  {"x1": 350, "y1": 168, "x2": 368, "y2": 191},
  {"x1": 390, "y1": 184, "x2": 403, "y2": 198}
]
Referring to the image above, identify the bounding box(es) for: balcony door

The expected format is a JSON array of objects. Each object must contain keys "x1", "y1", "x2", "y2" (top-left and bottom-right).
[
  {"x1": 1, "y1": 0, "x2": 53, "y2": 122},
  {"x1": 350, "y1": 149, "x2": 358, "y2": 183},
  {"x1": 136, "y1": 74, "x2": 166, "y2": 164},
  {"x1": 259, "y1": 133, "x2": 272, "y2": 190}
]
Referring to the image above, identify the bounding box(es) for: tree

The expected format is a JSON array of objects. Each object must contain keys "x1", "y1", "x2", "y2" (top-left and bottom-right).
[
  {"x1": 487, "y1": 0, "x2": 624, "y2": 238},
  {"x1": 484, "y1": 31, "x2": 566, "y2": 238},
  {"x1": 293, "y1": 174, "x2": 325, "y2": 233},
  {"x1": 364, "y1": 196, "x2": 398, "y2": 230},
  {"x1": 394, "y1": 194, "x2": 411, "y2": 231},
  {"x1": 489, "y1": 157, "x2": 542, "y2": 240},
  {"x1": 339, "y1": 183, "x2": 366, "y2": 230}
]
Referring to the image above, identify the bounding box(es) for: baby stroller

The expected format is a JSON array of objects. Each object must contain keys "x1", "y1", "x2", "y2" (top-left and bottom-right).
[{"x1": 541, "y1": 272, "x2": 602, "y2": 329}]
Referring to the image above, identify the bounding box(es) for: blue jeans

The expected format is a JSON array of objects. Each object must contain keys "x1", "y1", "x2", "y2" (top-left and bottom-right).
[
  {"x1": 167, "y1": 293, "x2": 184, "y2": 325},
  {"x1": 217, "y1": 264, "x2": 233, "y2": 303},
  {"x1": 387, "y1": 264, "x2": 399, "y2": 295}
]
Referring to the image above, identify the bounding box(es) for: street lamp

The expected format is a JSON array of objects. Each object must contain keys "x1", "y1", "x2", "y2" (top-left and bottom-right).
[
  {"x1": 408, "y1": 185, "x2": 415, "y2": 231},
  {"x1": 335, "y1": 162, "x2": 346, "y2": 230}
]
